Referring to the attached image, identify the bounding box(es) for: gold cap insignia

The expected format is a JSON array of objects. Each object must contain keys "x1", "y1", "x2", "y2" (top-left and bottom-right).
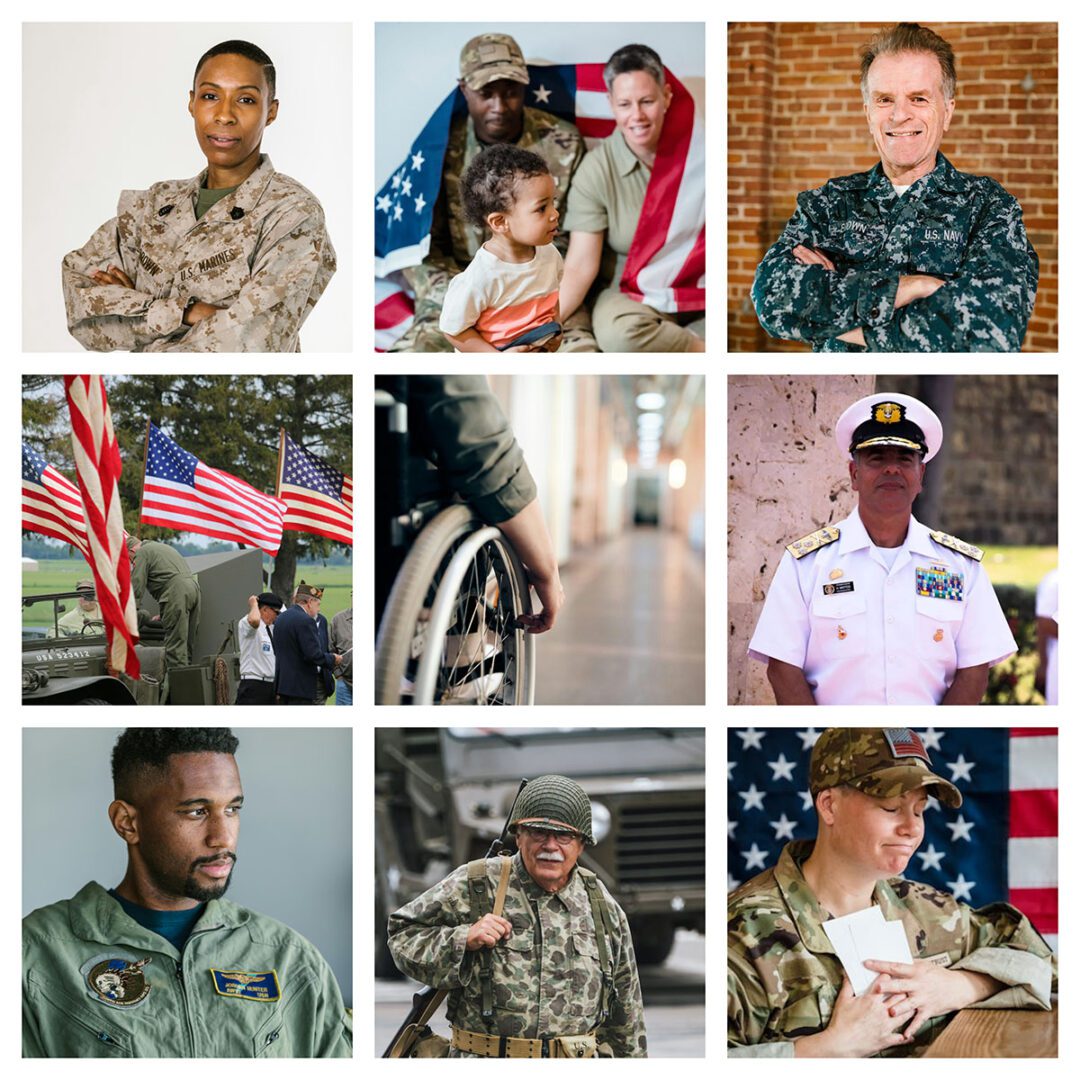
[{"x1": 874, "y1": 402, "x2": 904, "y2": 424}]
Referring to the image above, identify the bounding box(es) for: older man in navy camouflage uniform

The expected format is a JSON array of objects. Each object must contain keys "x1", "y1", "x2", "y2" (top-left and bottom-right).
[{"x1": 752, "y1": 23, "x2": 1038, "y2": 352}]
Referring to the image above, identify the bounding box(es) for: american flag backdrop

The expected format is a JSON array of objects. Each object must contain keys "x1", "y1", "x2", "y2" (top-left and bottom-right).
[
  {"x1": 21, "y1": 443, "x2": 90, "y2": 559},
  {"x1": 140, "y1": 423, "x2": 287, "y2": 556},
  {"x1": 727, "y1": 728, "x2": 1058, "y2": 951},
  {"x1": 374, "y1": 63, "x2": 705, "y2": 347},
  {"x1": 64, "y1": 376, "x2": 139, "y2": 678},
  {"x1": 276, "y1": 432, "x2": 353, "y2": 546}
]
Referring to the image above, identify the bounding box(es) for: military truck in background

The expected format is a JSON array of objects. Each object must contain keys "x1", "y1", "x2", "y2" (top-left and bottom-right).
[
  {"x1": 22, "y1": 548, "x2": 263, "y2": 705},
  {"x1": 375, "y1": 727, "x2": 706, "y2": 975}
]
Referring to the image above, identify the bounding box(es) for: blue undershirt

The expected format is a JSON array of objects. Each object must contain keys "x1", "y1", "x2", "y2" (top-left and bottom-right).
[{"x1": 109, "y1": 889, "x2": 206, "y2": 952}]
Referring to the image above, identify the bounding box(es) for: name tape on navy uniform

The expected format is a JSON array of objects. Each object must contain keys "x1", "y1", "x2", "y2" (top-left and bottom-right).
[
  {"x1": 210, "y1": 968, "x2": 281, "y2": 1002},
  {"x1": 822, "y1": 581, "x2": 854, "y2": 595}
]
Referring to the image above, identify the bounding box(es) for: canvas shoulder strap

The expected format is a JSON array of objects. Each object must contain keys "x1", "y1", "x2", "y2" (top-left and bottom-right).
[
  {"x1": 467, "y1": 855, "x2": 511, "y2": 1024},
  {"x1": 578, "y1": 868, "x2": 616, "y2": 1021}
]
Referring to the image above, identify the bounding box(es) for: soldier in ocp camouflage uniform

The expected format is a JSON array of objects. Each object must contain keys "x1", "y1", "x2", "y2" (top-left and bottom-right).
[
  {"x1": 752, "y1": 23, "x2": 1038, "y2": 352},
  {"x1": 388, "y1": 775, "x2": 647, "y2": 1057},
  {"x1": 389, "y1": 34, "x2": 592, "y2": 352},
  {"x1": 728, "y1": 728, "x2": 1055, "y2": 1058},
  {"x1": 62, "y1": 40, "x2": 335, "y2": 352}
]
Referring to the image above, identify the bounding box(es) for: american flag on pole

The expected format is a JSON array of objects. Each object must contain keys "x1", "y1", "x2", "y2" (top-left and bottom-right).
[
  {"x1": 63, "y1": 376, "x2": 140, "y2": 678},
  {"x1": 374, "y1": 63, "x2": 705, "y2": 347},
  {"x1": 277, "y1": 432, "x2": 353, "y2": 545},
  {"x1": 140, "y1": 423, "x2": 286, "y2": 556},
  {"x1": 727, "y1": 727, "x2": 1058, "y2": 951},
  {"x1": 22, "y1": 443, "x2": 90, "y2": 559}
]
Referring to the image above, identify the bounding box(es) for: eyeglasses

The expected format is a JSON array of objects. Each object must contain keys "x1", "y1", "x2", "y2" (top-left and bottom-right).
[{"x1": 518, "y1": 825, "x2": 581, "y2": 846}]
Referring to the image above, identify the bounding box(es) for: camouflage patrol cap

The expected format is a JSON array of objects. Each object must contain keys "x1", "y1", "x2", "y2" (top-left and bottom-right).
[
  {"x1": 509, "y1": 774, "x2": 594, "y2": 845},
  {"x1": 810, "y1": 728, "x2": 962, "y2": 808},
  {"x1": 459, "y1": 34, "x2": 529, "y2": 91}
]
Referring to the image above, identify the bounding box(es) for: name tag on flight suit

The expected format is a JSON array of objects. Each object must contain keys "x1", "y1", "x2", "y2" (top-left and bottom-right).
[{"x1": 210, "y1": 968, "x2": 281, "y2": 1001}]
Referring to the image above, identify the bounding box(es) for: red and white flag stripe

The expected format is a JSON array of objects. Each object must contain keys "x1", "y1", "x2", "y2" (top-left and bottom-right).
[
  {"x1": 1008, "y1": 728, "x2": 1057, "y2": 950},
  {"x1": 376, "y1": 278, "x2": 414, "y2": 352},
  {"x1": 63, "y1": 376, "x2": 139, "y2": 678},
  {"x1": 280, "y1": 475, "x2": 353, "y2": 545},
  {"x1": 22, "y1": 460, "x2": 90, "y2": 559}
]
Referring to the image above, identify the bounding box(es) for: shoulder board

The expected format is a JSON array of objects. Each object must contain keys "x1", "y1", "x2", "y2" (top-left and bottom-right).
[
  {"x1": 929, "y1": 530, "x2": 984, "y2": 562},
  {"x1": 786, "y1": 526, "x2": 841, "y2": 560}
]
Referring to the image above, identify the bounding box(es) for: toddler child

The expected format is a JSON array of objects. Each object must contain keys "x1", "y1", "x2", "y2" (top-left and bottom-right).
[{"x1": 440, "y1": 145, "x2": 563, "y2": 352}]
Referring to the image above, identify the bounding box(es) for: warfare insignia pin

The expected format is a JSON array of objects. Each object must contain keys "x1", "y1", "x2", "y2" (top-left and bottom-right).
[
  {"x1": 873, "y1": 402, "x2": 904, "y2": 424},
  {"x1": 829, "y1": 568, "x2": 843, "y2": 580},
  {"x1": 81, "y1": 954, "x2": 153, "y2": 1008},
  {"x1": 210, "y1": 969, "x2": 281, "y2": 1002}
]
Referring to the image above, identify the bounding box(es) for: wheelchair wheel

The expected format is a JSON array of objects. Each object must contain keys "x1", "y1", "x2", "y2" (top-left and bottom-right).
[{"x1": 375, "y1": 504, "x2": 535, "y2": 705}]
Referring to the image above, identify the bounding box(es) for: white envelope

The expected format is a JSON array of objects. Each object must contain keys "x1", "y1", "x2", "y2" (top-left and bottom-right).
[{"x1": 823, "y1": 905, "x2": 913, "y2": 996}]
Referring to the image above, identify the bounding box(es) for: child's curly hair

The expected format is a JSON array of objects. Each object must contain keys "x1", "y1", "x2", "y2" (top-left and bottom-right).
[{"x1": 461, "y1": 145, "x2": 551, "y2": 230}]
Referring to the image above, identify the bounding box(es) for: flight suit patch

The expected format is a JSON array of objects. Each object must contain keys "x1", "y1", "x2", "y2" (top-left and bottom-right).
[
  {"x1": 210, "y1": 968, "x2": 281, "y2": 1001},
  {"x1": 916, "y1": 565, "x2": 963, "y2": 601},
  {"x1": 80, "y1": 954, "x2": 153, "y2": 1008}
]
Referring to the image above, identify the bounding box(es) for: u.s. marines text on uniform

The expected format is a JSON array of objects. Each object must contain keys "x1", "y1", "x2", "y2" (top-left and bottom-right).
[
  {"x1": 387, "y1": 774, "x2": 647, "y2": 1057},
  {"x1": 748, "y1": 391, "x2": 1015, "y2": 704},
  {"x1": 752, "y1": 23, "x2": 1037, "y2": 352},
  {"x1": 22, "y1": 728, "x2": 351, "y2": 1058},
  {"x1": 728, "y1": 729, "x2": 1055, "y2": 1058},
  {"x1": 62, "y1": 41, "x2": 335, "y2": 353}
]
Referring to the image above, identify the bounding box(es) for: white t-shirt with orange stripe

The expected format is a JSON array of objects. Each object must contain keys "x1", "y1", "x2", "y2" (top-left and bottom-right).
[{"x1": 439, "y1": 243, "x2": 563, "y2": 349}]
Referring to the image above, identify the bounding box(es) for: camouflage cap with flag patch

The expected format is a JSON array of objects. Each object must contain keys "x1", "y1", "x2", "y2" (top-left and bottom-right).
[{"x1": 809, "y1": 727, "x2": 962, "y2": 808}]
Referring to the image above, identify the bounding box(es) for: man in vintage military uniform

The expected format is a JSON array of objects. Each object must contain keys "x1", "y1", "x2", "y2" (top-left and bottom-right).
[
  {"x1": 127, "y1": 537, "x2": 202, "y2": 669},
  {"x1": 62, "y1": 41, "x2": 335, "y2": 352},
  {"x1": 729, "y1": 728, "x2": 1055, "y2": 1058},
  {"x1": 22, "y1": 728, "x2": 351, "y2": 1057},
  {"x1": 388, "y1": 775, "x2": 647, "y2": 1057},
  {"x1": 748, "y1": 391, "x2": 1015, "y2": 705},
  {"x1": 389, "y1": 33, "x2": 590, "y2": 352},
  {"x1": 752, "y1": 23, "x2": 1038, "y2": 352},
  {"x1": 49, "y1": 579, "x2": 103, "y2": 638}
]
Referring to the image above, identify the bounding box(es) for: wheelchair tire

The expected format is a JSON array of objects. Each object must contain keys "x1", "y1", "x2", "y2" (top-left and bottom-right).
[{"x1": 375, "y1": 504, "x2": 535, "y2": 705}]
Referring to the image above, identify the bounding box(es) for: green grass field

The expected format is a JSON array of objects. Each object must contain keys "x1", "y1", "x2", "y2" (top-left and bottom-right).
[{"x1": 980, "y1": 546, "x2": 1057, "y2": 591}]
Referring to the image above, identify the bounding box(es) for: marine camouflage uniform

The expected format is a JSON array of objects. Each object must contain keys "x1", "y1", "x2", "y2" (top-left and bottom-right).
[
  {"x1": 63, "y1": 155, "x2": 335, "y2": 352},
  {"x1": 728, "y1": 839, "x2": 1056, "y2": 1058},
  {"x1": 752, "y1": 154, "x2": 1038, "y2": 352},
  {"x1": 130, "y1": 542, "x2": 201, "y2": 668},
  {"x1": 390, "y1": 108, "x2": 590, "y2": 352},
  {"x1": 388, "y1": 853, "x2": 647, "y2": 1057},
  {"x1": 23, "y1": 881, "x2": 351, "y2": 1058}
]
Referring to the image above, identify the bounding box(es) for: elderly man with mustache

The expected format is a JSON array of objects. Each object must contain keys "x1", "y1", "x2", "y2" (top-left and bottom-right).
[
  {"x1": 388, "y1": 775, "x2": 647, "y2": 1057},
  {"x1": 748, "y1": 392, "x2": 1016, "y2": 705}
]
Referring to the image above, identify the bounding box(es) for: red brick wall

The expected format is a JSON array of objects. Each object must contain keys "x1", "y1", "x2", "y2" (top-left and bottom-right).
[{"x1": 728, "y1": 22, "x2": 1058, "y2": 353}]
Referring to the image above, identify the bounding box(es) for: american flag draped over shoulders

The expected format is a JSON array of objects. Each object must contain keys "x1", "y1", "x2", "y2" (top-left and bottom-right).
[
  {"x1": 63, "y1": 376, "x2": 139, "y2": 678},
  {"x1": 277, "y1": 432, "x2": 352, "y2": 546},
  {"x1": 140, "y1": 423, "x2": 286, "y2": 556},
  {"x1": 374, "y1": 62, "x2": 705, "y2": 347},
  {"x1": 22, "y1": 443, "x2": 90, "y2": 559},
  {"x1": 727, "y1": 727, "x2": 1058, "y2": 951}
]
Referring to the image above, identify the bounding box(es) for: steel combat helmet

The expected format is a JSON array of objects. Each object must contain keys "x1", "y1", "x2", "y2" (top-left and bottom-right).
[
  {"x1": 509, "y1": 774, "x2": 595, "y2": 845},
  {"x1": 809, "y1": 728, "x2": 962, "y2": 808}
]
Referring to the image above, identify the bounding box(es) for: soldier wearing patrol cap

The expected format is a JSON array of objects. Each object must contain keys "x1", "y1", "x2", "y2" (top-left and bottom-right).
[
  {"x1": 389, "y1": 33, "x2": 588, "y2": 353},
  {"x1": 728, "y1": 728, "x2": 1055, "y2": 1059},
  {"x1": 751, "y1": 22, "x2": 1038, "y2": 352},
  {"x1": 22, "y1": 727, "x2": 351, "y2": 1057},
  {"x1": 748, "y1": 391, "x2": 1015, "y2": 705},
  {"x1": 388, "y1": 774, "x2": 647, "y2": 1057}
]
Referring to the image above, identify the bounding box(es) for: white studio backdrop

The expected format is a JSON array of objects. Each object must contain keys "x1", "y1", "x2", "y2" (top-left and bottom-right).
[
  {"x1": 375, "y1": 21, "x2": 706, "y2": 186},
  {"x1": 22, "y1": 22, "x2": 353, "y2": 353}
]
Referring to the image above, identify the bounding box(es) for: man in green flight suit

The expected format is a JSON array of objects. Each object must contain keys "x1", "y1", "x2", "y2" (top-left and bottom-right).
[
  {"x1": 126, "y1": 536, "x2": 201, "y2": 668},
  {"x1": 389, "y1": 32, "x2": 591, "y2": 352},
  {"x1": 728, "y1": 728, "x2": 1055, "y2": 1058},
  {"x1": 22, "y1": 727, "x2": 351, "y2": 1058}
]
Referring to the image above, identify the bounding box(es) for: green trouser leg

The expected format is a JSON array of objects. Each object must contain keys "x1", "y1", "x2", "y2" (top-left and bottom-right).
[{"x1": 161, "y1": 580, "x2": 201, "y2": 668}]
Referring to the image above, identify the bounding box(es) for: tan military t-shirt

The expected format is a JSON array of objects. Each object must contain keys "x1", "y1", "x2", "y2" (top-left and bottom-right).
[{"x1": 563, "y1": 130, "x2": 650, "y2": 287}]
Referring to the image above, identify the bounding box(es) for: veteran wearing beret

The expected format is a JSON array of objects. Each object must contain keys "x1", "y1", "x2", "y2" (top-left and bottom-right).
[
  {"x1": 748, "y1": 392, "x2": 1015, "y2": 705},
  {"x1": 728, "y1": 727, "x2": 1055, "y2": 1058},
  {"x1": 388, "y1": 775, "x2": 647, "y2": 1057}
]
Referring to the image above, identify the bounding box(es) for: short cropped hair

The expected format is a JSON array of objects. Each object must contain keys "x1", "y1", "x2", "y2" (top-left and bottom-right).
[
  {"x1": 194, "y1": 40, "x2": 277, "y2": 100},
  {"x1": 860, "y1": 23, "x2": 956, "y2": 103},
  {"x1": 461, "y1": 145, "x2": 550, "y2": 230},
  {"x1": 602, "y1": 44, "x2": 666, "y2": 93},
  {"x1": 112, "y1": 728, "x2": 239, "y2": 801}
]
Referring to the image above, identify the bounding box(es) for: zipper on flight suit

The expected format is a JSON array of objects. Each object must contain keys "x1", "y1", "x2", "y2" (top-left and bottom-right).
[{"x1": 174, "y1": 961, "x2": 197, "y2": 1056}]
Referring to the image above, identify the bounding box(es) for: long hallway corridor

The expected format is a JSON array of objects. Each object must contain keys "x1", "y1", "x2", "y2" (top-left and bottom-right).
[{"x1": 535, "y1": 529, "x2": 705, "y2": 705}]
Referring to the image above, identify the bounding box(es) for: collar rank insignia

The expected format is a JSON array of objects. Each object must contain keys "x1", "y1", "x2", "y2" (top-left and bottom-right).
[
  {"x1": 82, "y1": 955, "x2": 153, "y2": 1008},
  {"x1": 786, "y1": 525, "x2": 841, "y2": 559},
  {"x1": 929, "y1": 530, "x2": 984, "y2": 562},
  {"x1": 210, "y1": 968, "x2": 281, "y2": 1002}
]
